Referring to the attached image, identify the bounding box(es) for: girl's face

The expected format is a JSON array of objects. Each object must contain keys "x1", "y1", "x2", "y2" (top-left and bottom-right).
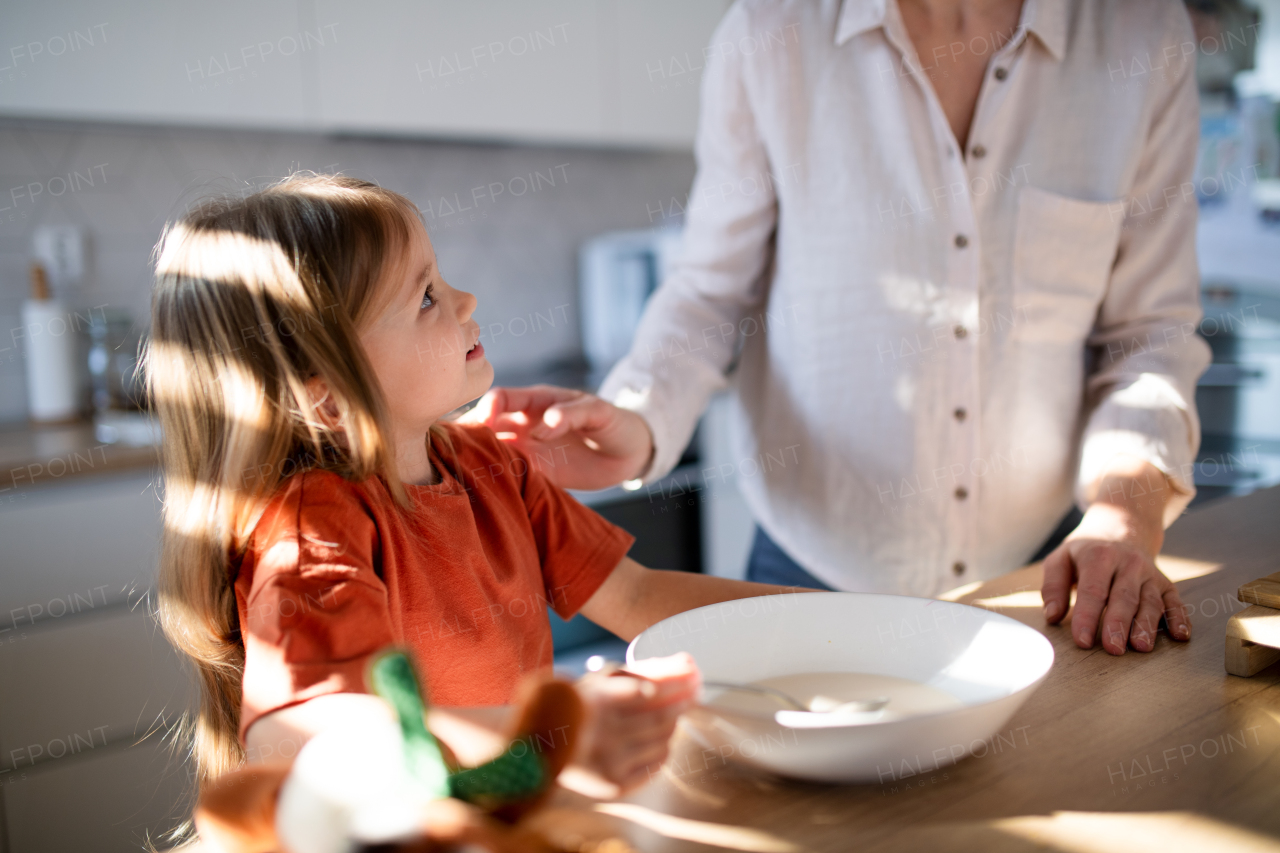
[{"x1": 358, "y1": 219, "x2": 493, "y2": 434}]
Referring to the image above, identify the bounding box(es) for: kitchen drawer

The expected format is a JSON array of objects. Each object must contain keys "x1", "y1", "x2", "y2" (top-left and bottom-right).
[
  {"x1": 0, "y1": 607, "x2": 195, "y2": 775},
  {"x1": 0, "y1": 470, "x2": 162, "y2": 620},
  {"x1": 2, "y1": 731, "x2": 193, "y2": 853}
]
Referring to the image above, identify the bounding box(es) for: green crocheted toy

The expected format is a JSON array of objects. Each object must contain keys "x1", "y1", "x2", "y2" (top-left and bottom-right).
[{"x1": 367, "y1": 650, "x2": 565, "y2": 815}]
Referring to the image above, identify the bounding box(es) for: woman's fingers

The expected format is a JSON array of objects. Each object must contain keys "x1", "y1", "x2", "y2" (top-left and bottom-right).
[
  {"x1": 485, "y1": 411, "x2": 532, "y2": 435},
  {"x1": 1044, "y1": 535, "x2": 1191, "y2": 653},
  {"x1": 1040, "y1": 545, "x2": 1074, "y2": 624},
  {"x1": 531, "y1": 394, "x2": 619, "y2": 441},
  {"x1": 464, "y1": 386, "x2": 654, "y2": 490},
  {"x1": 1129, "y1": 580, "x2": 1167, "y2": 652},
  {"x1": 459, "y1": 385, "x2": 583, "y2": 428},
  {"x1": 1066, "y1": 543, "x2": 1119, "y2": 649},
  {"x1": 1162, "y1": 584, "x2": 1192, "y2": 641},
  {"x1": 1098, "y1": 552, "x2": 1146, "y2": 654}
]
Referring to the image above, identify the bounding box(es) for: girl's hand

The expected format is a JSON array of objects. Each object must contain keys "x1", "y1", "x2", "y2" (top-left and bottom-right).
[
  {"x1": 571, "y1": 653, "x2": 700, "y2": 793},
  {"x1": 459, "y1": 385, "x2": 654, "y2": 491}
]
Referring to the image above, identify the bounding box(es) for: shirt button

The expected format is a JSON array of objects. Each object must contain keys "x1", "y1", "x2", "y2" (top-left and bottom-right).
[
  {"x1": 955, "y1": 486, "x2": 968, "y2": 500},
  {"x1": 953, "y1": 561, "x2": 967, "y2": 576},
  {"x1": 954, "y1": 407, "x2": 967, "y2": 421},
  {"x1": 971, "y1": 145, "x2": 987, "y2": 159},
  {"x1": 954, "y1": 234, "x2": 969, "y2": 249},
  {"x1": 954, "y1": 325, "x2": 968, "y2": 340},
  {"x1": 994, "y1": 67, "x2": 1008, "y2": 81}
]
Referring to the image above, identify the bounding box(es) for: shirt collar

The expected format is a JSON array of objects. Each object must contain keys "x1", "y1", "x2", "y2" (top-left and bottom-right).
[
  {"x1": 1022, "y1": 0, "x2": 1067, "y2": 61},
  {"x1": 834, "y1": 0, "x2": 1068, "y2": 63},
  {"x1": 834, "y1": 0, "x2": 887, "y2": 46}
]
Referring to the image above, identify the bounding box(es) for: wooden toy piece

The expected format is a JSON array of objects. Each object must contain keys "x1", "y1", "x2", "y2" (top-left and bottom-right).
[
  {"x1": 1238, "y1": 571, "x2": 1280, "y2": 609},
  {"x1": 193, "y1": 648, "x2": 591, "y2": 852},
  {"x1": 1225, "y1": 597, "x2": 1280, "y2": 677},
  {"x1": 367, "y1": 649, "x2": 584, "y2": 820},
  {"x1": 480, "y1": 673, "x2": 584, "y2": 824},
  {"x1": 197, "y1": 768, "x2": 562, "y2": 853},
  {"x1": 194, "y1": 762, "x2": 292, "y2": 853}
]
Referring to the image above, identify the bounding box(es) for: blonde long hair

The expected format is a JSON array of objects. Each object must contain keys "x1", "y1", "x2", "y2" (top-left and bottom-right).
[{"x1": 146, "y1": 175, "x2": 423, "y2": 794}]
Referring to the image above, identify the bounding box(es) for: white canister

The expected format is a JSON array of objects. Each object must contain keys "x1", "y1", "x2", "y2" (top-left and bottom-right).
[{"x1": 21, "y1": 264, "x2": 80, "y2": 423}]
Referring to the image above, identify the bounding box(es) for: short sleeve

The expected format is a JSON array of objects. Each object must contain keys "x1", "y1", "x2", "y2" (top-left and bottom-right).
[
  {"x1": 505, "y1": 446, "x2": 635, "y2": 620},
  {"x1": 235, "y1": 473, "x2": 394, "y2": 741}
]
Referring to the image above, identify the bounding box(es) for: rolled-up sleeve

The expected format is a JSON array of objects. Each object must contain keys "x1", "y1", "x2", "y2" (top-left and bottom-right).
[
  {"x1": 1076, "y1": 7, "x2": 1212, "y2": 526},
  {"x1": 598, "y1": 1, "x2": 780, "y2": 482}
]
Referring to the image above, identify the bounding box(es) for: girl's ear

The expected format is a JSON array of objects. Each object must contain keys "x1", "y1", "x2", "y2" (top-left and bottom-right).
[{"x1": 305, "y1": 375, "x2": 343, "y2": 430}]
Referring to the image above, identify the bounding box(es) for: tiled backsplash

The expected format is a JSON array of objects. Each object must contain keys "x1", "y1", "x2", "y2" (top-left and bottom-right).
[{"x1": 0, "y1": 116, "x2": 695, "y2": 423}]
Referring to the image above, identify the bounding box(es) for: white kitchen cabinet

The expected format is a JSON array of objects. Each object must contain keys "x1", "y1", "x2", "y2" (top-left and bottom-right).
[
  {"x1": 0, "y1": 468, "x2": 192, "y2": 853},
  {"x1": 0, "y1": 606, "x2": 195, "y2": 769},
  {"x1": 314, "y1": 0, "x2": 609, "y2": 143},
  {"x1": 604, "y1": 0, "x2": 730, "y2": 146},
  {"x1": 0, "y1": 0, "x2": 729, "y2": 148},
  {"x1": 0, "y1": 0, "x2": 315, "y2": 130},
  {"x1": 3, "y1": 732, "x2": 193, "y2": 853},
  {"x1": 0, "y1": 469, "x2": 161, "y2": 619},
  {"x1": 314, "y1": 0, "x2": 729, "y2": 147}
]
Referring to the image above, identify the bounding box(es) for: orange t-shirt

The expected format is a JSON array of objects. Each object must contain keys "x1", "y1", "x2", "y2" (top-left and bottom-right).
[{"x1": 232, "y1": 423, "x2": 634, "y2": 741}]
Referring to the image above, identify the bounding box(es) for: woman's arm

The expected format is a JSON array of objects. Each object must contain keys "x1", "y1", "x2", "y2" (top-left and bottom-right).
[
  {"x1": 578, "y1": 555, "x2": 814, "y2": 642},
  {"x1": 466, "y1": 6, "x2": 779, "y2": 492},
  {"x1": 1045, "y1": 7, "x2": 1209, "y2": 655}
]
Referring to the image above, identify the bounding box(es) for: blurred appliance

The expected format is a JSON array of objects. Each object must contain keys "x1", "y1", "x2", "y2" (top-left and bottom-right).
[
  {"x1": 88, "y1": 310, "x2": 159, "y2": 447},
  {"x1": 87, "y1": 310, "x2": 145, "y2": 413},
  {"x1": 578, "y1": 226, "x2": 682, "y2": 386},
  {"x1": 1193, "y1": 283, "x2": 1280, "y2": 500}
]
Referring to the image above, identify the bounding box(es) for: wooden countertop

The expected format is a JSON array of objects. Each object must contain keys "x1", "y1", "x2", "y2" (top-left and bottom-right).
[
  {"x1": 529, "y1": 486, "x2": 1280, "y2": 852},
  {"x1": 0, "y1": 420, "x2": 157, "y2": 492}
]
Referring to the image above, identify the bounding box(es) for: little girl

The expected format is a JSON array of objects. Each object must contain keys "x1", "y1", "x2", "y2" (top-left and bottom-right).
[{"x1": 147, "y1": 174, "x2": 794, "y2": 835}]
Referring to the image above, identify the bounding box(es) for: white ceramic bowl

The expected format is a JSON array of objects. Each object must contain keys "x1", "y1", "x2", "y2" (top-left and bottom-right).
[{"x1": 627, "y1": 591, "x2": 1054, "y2": 783}]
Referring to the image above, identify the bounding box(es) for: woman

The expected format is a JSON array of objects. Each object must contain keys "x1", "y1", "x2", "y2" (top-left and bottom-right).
[{"x1": 467, "y1": 0, "x2": 1209, "y2": 656}]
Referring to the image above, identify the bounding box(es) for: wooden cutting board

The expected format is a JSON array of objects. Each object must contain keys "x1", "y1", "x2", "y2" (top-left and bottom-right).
[
  {"x1": 1238, "y1": 572, "x2": 1280, "y2": 609},
  {"x1": 1227, "y1": 573, "x2": 1280, "y2": 676}
]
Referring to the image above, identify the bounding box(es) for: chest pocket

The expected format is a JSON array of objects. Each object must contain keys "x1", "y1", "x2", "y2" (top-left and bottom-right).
[{"x1": 1011, "y1": 186, "x2": 1123, "y2": 345}]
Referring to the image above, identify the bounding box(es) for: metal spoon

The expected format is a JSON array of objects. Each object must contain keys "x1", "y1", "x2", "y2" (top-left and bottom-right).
[
  {"x1": 583, "y1": 657, "x2": 889, "y2": 715},
  {"x1": 702, "y1": 681, "x2": 890, "y2": 715}
]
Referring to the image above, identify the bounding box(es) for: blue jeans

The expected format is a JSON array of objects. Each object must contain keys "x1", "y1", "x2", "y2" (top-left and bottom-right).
[{"x1": 744, "y1": 526, "x2": 836, "y2": 590}]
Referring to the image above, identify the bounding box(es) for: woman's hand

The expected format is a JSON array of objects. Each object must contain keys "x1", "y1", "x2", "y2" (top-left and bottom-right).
[
  {"x1": 1041, "y1": 460, "x2": 1191, "y2": 654},
  {"x1": 459, "y1": 385, "x2": 655, "y2": 491},
  {"x1": 571, "y1": 653, "x2": 700, "y2": 793}
]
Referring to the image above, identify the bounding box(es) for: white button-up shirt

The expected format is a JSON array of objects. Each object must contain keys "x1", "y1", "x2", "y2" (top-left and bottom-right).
[{"x1": 600, "y1": 0, "x2": 1211, "y2": 596}]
